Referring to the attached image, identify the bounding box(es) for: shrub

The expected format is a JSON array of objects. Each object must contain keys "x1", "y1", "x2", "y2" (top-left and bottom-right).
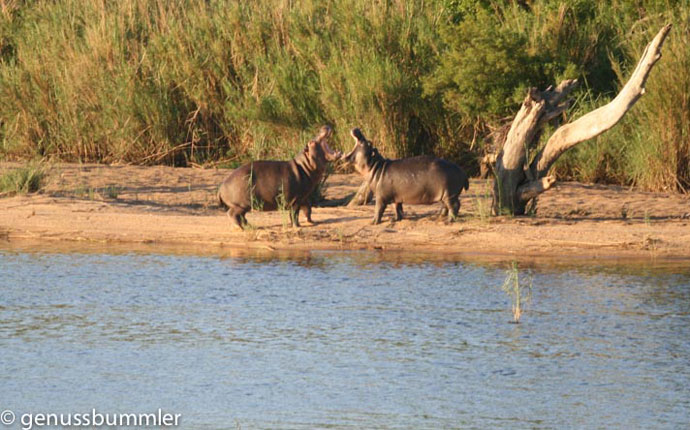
[{"x1": 0, "y1": 162, "x2": 47, "y2": 196}]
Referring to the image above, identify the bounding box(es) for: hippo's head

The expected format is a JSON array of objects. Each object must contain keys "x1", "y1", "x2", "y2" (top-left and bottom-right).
[
  {"x1": 303, "y1": 125, "x2": 341, "y2": 168},
  {"x1": 341, "y1": 128, "x2": 381, "y2": 177}
]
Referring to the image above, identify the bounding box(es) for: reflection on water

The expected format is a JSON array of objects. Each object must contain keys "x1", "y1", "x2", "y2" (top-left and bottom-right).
[{"x1": 0, "y1": 246, "x2": 689, "y2": 429}]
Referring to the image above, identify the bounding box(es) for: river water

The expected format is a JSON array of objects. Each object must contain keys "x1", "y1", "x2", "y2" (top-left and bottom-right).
[{"x1": 1, "y1": 246, "x2": 689, "y2": 429}]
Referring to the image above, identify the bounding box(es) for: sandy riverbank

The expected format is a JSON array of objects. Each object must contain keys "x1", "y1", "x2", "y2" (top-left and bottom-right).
[{"x1": 1, "y1": 163, "x2": 689, "y2": 262}]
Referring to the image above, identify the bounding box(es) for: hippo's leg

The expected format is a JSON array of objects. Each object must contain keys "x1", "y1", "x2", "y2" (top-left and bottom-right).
[
  {"x1": 289, "y1": 205, "x2": 301, "y2": 228},
  {"x1": 226, "y1": 203, "x2": 249, "y2": 230},
  {"x1": 394, "y1": 203, "x2": 404, "y2": 221},
  {"x1": 451, "y1": 197, "x2": 460, "y2": 219},
  {"x1": 235, "y1": 214, "x2": 247, "y2": 228},
  {"x1": 227, "y1": 210, "x2": 245, "y2": 230},
  {"x1": 438, "y1": 205, "x2": 448, "y2": 218},
  {"x1": 373, "y1": 200, "x2": 387, "y2": 225},
  {"x1": 239, "y1": 213, "x2": 249, "y2": 227},
  {"x1": 301, "y1": 204, "x2": 315, "y2": 224},
  {"x1": 443, "y1": 197, "x2": 459, "y2": 222}
]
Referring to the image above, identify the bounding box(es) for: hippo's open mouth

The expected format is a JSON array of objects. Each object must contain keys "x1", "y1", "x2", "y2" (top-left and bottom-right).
[
  {"x1": 341, "y1": 128, "x2": 365, "y2": 164},
  {"x1": 322, "y1": 141, "x2": 342, "y2": 161},
  {"x1": 350, "y1": 128, "x2": 367, "y2": 142}
]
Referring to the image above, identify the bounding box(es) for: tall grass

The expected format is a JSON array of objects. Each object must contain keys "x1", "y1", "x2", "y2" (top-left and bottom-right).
[
  {"x1": 0, "y1": 0, "x2": 688, "y2": 192},
  {"x1": 617, "y1": 11, "x2": 690, "y2": 192},
  {"x1": 553, "y1": 7, "x2": 690, "y2": 192},
  {"x1": 0, "y1": 0, "x2": 449, "y2": 165}
]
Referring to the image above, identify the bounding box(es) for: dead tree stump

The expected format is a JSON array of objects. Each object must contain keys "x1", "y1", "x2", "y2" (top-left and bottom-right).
[{"x1": 490, "y1": 24, "x2": 671, "y2": 215}]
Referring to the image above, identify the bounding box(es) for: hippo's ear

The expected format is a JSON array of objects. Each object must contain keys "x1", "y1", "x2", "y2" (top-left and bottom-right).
[{"x1": 305, "y1": 140, "x2": 318, "y2": 156}]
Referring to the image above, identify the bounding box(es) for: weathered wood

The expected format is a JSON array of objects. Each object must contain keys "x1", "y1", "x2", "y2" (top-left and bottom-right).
[
  {"x1": 517, "y1": 175, "x2": 556, "y2": 203},
  {"x1": 492, "y1": 92, "x2": 545, "y2": 214},
  {"x1": 347, "y1": 180, "x2": 373, "y2": 207},
  {"x1": 491, "y1": 24, "x2": 671, "y2": 215},
  {"x1": 531, "y1": 24, "x2": 672, "y2": 178}
]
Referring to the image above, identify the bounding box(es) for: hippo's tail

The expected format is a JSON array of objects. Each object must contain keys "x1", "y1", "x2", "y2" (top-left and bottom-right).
[{"x1": 460, "y1": 170, "x2": 469, "y2": 191}]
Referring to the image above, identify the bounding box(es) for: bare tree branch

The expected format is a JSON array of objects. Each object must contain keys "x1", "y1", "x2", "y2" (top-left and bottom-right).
[
  {"x1": 532, "y1": 24, "x2": 672, "y2": 177},
  {"x1": 517, "y1": 176, "x2": 556, "y2": 203}
]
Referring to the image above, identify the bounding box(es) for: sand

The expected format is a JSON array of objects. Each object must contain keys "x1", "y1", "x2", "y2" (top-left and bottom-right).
[{"x1": 1, "y1": 162, "x2": 690, "y2": 262}]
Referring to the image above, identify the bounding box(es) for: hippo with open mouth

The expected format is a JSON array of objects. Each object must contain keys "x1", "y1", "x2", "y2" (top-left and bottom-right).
[
  {"x1": 218, "y1": 125, "x2": 341, "y2": 229},
  {"x1": 342, "y1": 128, "x2": 469, "y2": 224}
]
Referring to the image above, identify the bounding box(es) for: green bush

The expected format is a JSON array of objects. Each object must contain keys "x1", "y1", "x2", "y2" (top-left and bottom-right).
[{"x1": 425, "y1": 1, "x2": 622, "y2": 142}]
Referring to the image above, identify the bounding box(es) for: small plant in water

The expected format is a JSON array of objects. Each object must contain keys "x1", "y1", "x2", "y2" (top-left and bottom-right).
[{"x1": 501, "y1": 261, "x2": 532, "y2": 324}]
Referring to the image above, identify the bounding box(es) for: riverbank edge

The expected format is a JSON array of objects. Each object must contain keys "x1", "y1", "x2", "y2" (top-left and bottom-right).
[
  {"x1": 3, "y1": 227, "x2": 689, "y2": 268},
  {"x1": 2, "y1": 163, "x2": 689, "y2": 266}
]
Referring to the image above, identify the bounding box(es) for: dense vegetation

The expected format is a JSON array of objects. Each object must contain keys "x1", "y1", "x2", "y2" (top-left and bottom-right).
[{"x1": 0, "y1": 0, "x2": 688, "y2": 191}]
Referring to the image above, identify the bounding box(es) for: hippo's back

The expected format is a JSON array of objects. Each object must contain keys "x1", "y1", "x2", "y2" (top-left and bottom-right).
[
  {"x1": 390, "y1": 156, "x2": 465, "y2": 183},
  {"x1": 218, "y1": 160, "x2": 293, "y2": 210},
  {"x1": 382, "y1": 156, "x2": 468, "y2": 203}
]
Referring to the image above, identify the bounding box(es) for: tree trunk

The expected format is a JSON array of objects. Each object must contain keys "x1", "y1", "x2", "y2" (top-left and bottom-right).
[
  {"x1": 491, "y1": 24, "x2": 671, "y2": 215},
  {"x1": 347, "y1": 180, "x2": 373, "y2": 207}
]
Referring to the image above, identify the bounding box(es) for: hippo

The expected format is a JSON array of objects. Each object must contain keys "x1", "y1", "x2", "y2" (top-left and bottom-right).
[
  {"x1": 218, "y1": 125, "x2": 341, "y2": 229},
  {"x1": 342, "y1": 128, "x2": 469, "y2": 224}
]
